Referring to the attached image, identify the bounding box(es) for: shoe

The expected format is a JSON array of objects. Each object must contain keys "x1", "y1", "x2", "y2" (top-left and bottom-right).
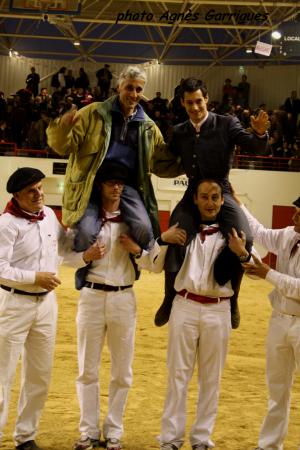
[
  {"x1": 154, "y1": 271, "x2": 177, "y2": 327},
  {"x1": 16, "y1": 441, "x2": 42, "y2": 450},
  {"x1": 160, "y1": 444, "x2": 179, "y2": 450},
  {"x1": 154, "y1": 300, "x2": 173, "y2": 327},
  {"x1": 105, "y1": 438, "x2": 122, "y2": 450},
  {"x1": 74, "y1": 436, "x2": 99, "y2": 450},
  {"x1": 192, "y1": 445, "x2": 209, "y2": 450}
]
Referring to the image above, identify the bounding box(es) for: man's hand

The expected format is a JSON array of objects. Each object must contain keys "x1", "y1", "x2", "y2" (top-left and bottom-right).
[
  {"x1": 119, "y1": 234, "x2": 142, "y2": 255},
  {"x1": 243, "y1": 254, "x2": 270, "y2": 279},
  {"x1": 35, "y1": 272, "x2": 61, "y2": 291},
  {"x1": 250, "y1": 109, "x2": 269, "y2": 135},
  {"x1": 83, "y1": 240, "x2": 106, "y2": 263},
  {"x1": 228, "y1": 228, "x2": 248, "y2": 259},
  {"x1": 161, "y1": 223, "x2": 187, "y2": 245},
  {"x1": 59, "y1": 105, "x2": 78, "y2": 127}
]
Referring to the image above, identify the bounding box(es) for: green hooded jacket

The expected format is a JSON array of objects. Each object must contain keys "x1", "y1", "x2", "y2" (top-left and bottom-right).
[{"x1": 47, "y1": 96, "x2": 166, "y2": 236}]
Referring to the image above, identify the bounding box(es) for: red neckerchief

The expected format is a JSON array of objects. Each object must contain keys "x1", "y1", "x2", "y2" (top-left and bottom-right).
[
  {"x1": 101, "y1": 209, "x2": 122, "y2": 225},
  {"x1": 4, "y1": 198, "x2": 45, "y2": 222},
  {"x1": 200, "y1": 225, "x2": 220, "y2": 243}
]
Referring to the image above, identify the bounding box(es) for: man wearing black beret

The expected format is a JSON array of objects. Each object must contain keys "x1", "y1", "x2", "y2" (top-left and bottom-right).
[{"x1": 0, "y1": 167, "x2": 66, "y2": 450}]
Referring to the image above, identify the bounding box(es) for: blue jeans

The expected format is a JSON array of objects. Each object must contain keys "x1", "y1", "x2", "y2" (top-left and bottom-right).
[{"x1": 74, "y1": 185, "x2": 154, "y2": 251}]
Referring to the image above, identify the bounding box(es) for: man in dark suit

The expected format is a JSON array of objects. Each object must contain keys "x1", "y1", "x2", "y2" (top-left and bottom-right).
[
  {"x1": 26, "y1": 67, "x2": 40, "y2": 97},
  {"x1": 151, "y1": 77, "x2": 269, "y2": 328},
  {"x1": 96, "y1": 64, "x2": 113, "y2": 100},
  {"x1": 283, "y1": 90, "x2": 300, "y2": 126}
]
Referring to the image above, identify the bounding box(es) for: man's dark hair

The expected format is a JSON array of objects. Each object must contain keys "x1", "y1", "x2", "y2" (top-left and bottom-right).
[
  {"x1": 194, "y1": 178, "x2": 224, "y2": 196},
  {"x1": 179, "y1": 78, "x2": 208, "y2": 99}
]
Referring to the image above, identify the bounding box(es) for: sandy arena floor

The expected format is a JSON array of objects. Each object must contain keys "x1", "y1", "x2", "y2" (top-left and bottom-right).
[{"x1": 2, "y1": 267, "x2": 300, "y2": 450}]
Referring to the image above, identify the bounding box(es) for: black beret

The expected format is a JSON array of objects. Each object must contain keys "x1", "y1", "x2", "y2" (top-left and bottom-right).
[
  {"x1": 7, "y1": 167, "x2": 45, "y2": 193},
  {"x1": 95, "y1": 161, "x2": 129, "y2": 183},
  {"x1": 293, "y1": 197, "x2": 300, "y2": 208}
]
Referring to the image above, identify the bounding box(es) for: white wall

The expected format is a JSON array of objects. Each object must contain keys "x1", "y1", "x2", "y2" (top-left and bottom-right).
[
  {"x1": 0, "y1": 54, "x2": 300, "y2": 109},
  {"x1": 0, "y1": 156, "x2": 65, "y2": 210},
  {"x1": 151, "y1": 170, "x2": 299, "y2": 229},
  {"x1": 0, "y1": 156, "x2": 298, "y2": 241}
]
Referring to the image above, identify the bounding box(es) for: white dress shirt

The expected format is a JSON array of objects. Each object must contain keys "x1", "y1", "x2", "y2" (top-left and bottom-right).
[
  {"x1": 0, "y1": 206, "x2": 65, "y2": 293},
  {"x1": 139, "y1": 226, "x2": 234, "y2": 298},
  {"x1": 86, "y1": 210, "x2": 136, "y2": 286},
  {"x1": 241, "y1": 205, "x2": 300, "y2": 315}
]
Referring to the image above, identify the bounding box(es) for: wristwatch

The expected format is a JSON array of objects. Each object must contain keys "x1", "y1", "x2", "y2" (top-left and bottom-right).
[{"x1": 238, "y1": 252, "x2": 249, "y2": 262}]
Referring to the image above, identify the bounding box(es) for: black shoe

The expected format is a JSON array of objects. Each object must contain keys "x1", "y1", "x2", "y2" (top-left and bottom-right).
[
  {"x1": 154, "y1": 300, "x2": 173, "y2": 327},
  {"x1": 154, "y1": 271, "x2": 177, "y2": 327},
  {"x1": 16, "y1": 441, "x2": 42, "y2": 450}
]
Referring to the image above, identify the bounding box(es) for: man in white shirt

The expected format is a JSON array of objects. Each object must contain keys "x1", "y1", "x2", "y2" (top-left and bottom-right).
[
  {"x1": 235, "y1": 196, "x2": 300, "y2": 450},
  {"x1": 151, "y1": 77, "x2": 269, "y2": 330},
  {"x1": 0, "y1": 167, "x2": 64, "y2": 450},
  {"x1": 71, "y1": 161, "x2": 187, "y2": 450},
  {"x1": 123, "y1": 179, "x2": 250, "y2": 450}
]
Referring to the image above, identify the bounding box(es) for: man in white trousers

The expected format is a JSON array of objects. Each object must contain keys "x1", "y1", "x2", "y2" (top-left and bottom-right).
[
  {"x1": 0, "y1": 167, "x2": 65, "y2": 450},
  {"x1": 123, "y1": 179, "x2": 250, "y2": 450},
  {"x1": 234, "y1": 195, "x2": 300, "y2": 450},
  {"x1": 70, "y1": 160, "x2": 185, "y2": 450}
]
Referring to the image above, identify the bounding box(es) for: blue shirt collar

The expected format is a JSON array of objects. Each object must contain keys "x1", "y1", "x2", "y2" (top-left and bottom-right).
[{"x1": 112, "y1": 96, "x2": 145, "y2": 121}]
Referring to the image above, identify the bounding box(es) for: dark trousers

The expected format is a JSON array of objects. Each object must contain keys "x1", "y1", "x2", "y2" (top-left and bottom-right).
[
  {"x1": 74, "y1": 185, "x2": 154, "y2": 252},
  {"x1": 165, "y1": 190, "x2": 252, "y2": 272}
]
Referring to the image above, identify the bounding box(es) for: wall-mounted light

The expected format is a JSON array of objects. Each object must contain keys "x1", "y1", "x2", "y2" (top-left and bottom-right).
[
  {"x1": 271, "y1": 30, "x2": 282, "y2": 40},
  {"x1": 245, "y1": 48, "x2": 252, "y2": 54},
  {"x1": 73, "y1": 40, "x2": 81, "y2": 46}
]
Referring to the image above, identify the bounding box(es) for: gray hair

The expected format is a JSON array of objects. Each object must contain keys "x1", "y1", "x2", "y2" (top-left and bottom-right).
[{"x1": 118, "y1": 65, "x2": 147, "y2": 85}]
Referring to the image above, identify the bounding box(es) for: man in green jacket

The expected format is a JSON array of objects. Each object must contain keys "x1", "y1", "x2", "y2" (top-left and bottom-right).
[{"x1": 47, "y1": 65, "x2": 166, "y2": 287}]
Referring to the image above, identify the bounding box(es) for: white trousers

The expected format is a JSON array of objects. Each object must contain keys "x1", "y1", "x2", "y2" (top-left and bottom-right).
[
  {"x1": 0, "y1": 290, "x2": 57, "y2": 445},
  {"x1": 258, "y1": 311, "x2": 300, "y2": 450},
  {"x1": 160, "y1": 295, "x2": 231, "y2": 448},
  {"x1": 76, "y1": 287, "x2": 136, "y2": 441}
]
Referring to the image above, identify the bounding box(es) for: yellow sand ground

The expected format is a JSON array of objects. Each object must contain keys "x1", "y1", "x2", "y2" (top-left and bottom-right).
[{"x1": 2, "y1": 267, "x2": 300, "y2": 450}]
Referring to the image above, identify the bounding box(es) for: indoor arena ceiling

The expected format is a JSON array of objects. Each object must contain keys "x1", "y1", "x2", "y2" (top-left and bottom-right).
[{"x1": 0, "y1": 0, "x2": 299, "y2": 66}]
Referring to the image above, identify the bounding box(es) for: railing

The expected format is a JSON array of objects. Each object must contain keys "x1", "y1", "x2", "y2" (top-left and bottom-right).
[
  {"x1": 233, "y1": 154, "x2": 300, "y2": 171},
  {"x1": 1, "y1": 142, "x2": 300, "y2": 171},
  {"x1": 0, "y1": 142, "x2": 66, "y2": 158}
]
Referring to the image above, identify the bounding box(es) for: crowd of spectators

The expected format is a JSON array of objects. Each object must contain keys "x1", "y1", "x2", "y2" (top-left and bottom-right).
[{"x1": 0, "y1": 68, "x2": 300, "y2": 171}]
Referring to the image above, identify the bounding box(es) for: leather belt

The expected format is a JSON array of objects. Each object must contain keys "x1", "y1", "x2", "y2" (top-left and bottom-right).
[
  {"x1": 0, "y1": 285, "x2": 48, "y2": 296},
  {"x1": 177, "y1": 289, "x2": 230, "y2": 304},
  {"x1": 84, "y1": 282, "x2": 133, "y2": 292}
]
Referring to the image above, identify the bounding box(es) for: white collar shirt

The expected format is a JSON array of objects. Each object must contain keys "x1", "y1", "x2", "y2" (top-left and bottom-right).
[
  {"x1": 0, "y1": 206, "x2": 65, "y2": 293},
  {"x1": 174, "y1": 226, "x2": 234, "y2": 297},
  {"x1": 241, "y1": 204, "x2": 300, "y2": 316},
  {"x1": 86, "y1": 210, "x2": 136, "y2": 286},
  {"x1": 190, "y1": 111, "x2": 208, "y2": 133}
]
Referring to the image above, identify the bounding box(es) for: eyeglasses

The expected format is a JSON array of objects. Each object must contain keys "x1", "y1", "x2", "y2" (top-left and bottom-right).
[{"x1": 103, "y1": 180, "x2": 125, "y2": 188}]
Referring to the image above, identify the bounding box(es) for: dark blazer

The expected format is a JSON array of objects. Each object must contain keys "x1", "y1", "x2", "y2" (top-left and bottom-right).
[
  {"x1": 284, "y1": 97, "x2": 300, "y2": 119},
  {"x1": 169, "y1": 112, "x2": 268, "y2": 193}
]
